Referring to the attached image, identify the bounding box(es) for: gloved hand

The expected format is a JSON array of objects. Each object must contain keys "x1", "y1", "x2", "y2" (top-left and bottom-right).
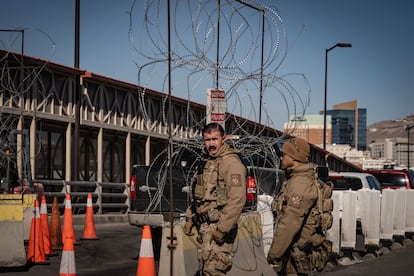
[
  {"x1": 211, "y1": 228, "x2": 225, "y2": 244},
  {"x1": 267, "y1": 256, "x2": 282, "y2": 272},
  {"x1": 184, "y1": 220, "x2": 194, "y2": 236}
]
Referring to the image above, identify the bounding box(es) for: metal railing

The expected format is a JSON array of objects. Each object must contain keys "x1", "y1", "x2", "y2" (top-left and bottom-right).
[{"x1": 33, "y1": 179, "x2": 129, "y2": 214}]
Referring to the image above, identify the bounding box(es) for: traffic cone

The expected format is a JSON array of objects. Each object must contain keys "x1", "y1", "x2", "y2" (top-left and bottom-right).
[
  {"x1": 50, "y1": 196, "x2": 63, "y2": 249},
  {"x1": 81, "y1": 193, "x2": 98, "y2": 240},
  {"x1": 136, "y1": 225, "x2": 156, "y2": 276},
  {"x1": 40, "y1": 195, "x2": 53, "y2": 256},
  {"x1": 26, "y1": 199, "x2": 48, "y2": 264},
  {"x1": 62, "y1": 194, "x2": 76, "y2": 244},
  {"x1": 59, "y1": 237, "x2": 76, "y2": 276}
]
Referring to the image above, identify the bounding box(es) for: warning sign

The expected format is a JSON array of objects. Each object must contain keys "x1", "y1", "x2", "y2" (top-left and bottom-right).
[{"x1": 206, "y1": 88, "x2": 226, "y2": 128}]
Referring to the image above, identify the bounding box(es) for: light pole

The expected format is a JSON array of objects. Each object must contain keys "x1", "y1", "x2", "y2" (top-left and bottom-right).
[
  {"x1": 406, "y1": 124, "x2": 414, "y2": 170},
  {"x1": 323, "y1": 43, "x2": 352, "y2": 152}
]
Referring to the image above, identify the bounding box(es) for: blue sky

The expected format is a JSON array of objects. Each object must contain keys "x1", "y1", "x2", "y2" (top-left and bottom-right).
[{"x1": 1, "y1": 0, "x2": 413, "y2": 131}]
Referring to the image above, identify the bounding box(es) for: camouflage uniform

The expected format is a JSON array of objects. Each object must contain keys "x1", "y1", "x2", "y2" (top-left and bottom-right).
[
  {"x1": 268, "y1": 163, "x2": 324, "y2": 275},
  {"x1": 186, "y1": 142, "x2": 246, "y2": 276}
]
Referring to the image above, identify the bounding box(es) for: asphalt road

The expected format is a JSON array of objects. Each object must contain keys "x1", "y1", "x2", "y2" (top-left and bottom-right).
[
  {"x1": 0, "y1": 222, "x2": 141, "y2": 276},
  {"x1": 2, "y1": 220, "x2": 414, "y2": 276},
  {"x1": 321, "y1": 241, "x2": 414, "y2": 276}
]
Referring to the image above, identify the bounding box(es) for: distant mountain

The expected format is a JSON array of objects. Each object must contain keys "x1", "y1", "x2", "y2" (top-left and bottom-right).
[{"x1": 367, "y1": 114, "x2": 414, "y2": 144}]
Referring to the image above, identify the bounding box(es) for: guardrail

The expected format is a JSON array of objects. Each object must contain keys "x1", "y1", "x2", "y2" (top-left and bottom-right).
[{"x1": 33, "y1": 180, "x2": 129, "y2": 214}]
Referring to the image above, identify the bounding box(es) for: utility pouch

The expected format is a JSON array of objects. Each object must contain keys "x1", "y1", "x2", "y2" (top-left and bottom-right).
[
  {"x1": 322, "y1": 212, "x2": 333, "y2": 231},
  {"x1": 322, "y1": 198, "x2": 333, "y2": 212},
  {"x1": 311, "y1": 239, "x2": 332, "y2": 272},
  {"x1": 207, "y1": 208, "x2": 220, "y2": 223},
  {"x1": 194, "y1": 184, "x2": 204, "y2": 199},
  {"x1": 216, "y1": 185, "x2": 227, "y2": 206},
  {"x1": 273, "y1": 196, "x2": 286, "y2": 219},
  {"x1": 291, "y1": 246, "x2": 311, "y2": 274}
]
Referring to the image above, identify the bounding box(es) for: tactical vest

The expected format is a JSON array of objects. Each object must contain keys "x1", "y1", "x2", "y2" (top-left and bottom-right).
[{"x1": 193, "y1": 157, "x2": 228, "y2": 207}]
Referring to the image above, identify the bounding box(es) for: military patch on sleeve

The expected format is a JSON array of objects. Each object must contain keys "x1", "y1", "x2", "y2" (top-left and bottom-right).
[
  {"x1": 288, "y1": 193, "x2": 303, "y2": 208},
  {"x1": 231, "y1": 174, "x2": 242, "y2": 187}
]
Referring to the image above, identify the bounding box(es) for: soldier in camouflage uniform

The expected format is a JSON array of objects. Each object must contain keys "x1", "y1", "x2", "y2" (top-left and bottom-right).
[
  {"x1": 184, "y1": 123, "x2": 246, "y2": 276},
  {"x1": 267, "y1": 137, "x2": 326, "y2": 275}
]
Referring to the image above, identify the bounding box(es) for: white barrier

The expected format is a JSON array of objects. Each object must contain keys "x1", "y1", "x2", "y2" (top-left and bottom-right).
[
  {"x1": 380, "y1": 189, "x2": 394, "y2": 240},
  {"x1": 257, "y1": 194, "x2": 274, "y2": 256},
  {"x1": 394, "y1": 189, "x2": 407, "y2": 237},
  {"x1": 358, "y1": 189, "x2": 381, "y2": 246},
  {"x1": 332, "y1": 188, "x2": 414, "y2": 251},
  {"x1": 341, "y1": 190, "x2": 357, "y2": 248},
  {"x1": 406, "y1": 190, "x2": 414, "y2": 232},
  {"x1": 328, "y1": 191, "x2": 342, "y2": 253}
]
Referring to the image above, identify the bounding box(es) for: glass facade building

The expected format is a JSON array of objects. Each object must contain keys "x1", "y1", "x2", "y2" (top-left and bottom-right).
[{"x1": 328, "y1": 108, "x2": 367, "y2": 150}]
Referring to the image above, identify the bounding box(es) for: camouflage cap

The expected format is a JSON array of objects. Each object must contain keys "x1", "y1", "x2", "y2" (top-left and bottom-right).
[{"x1": 282, "y1": 137, "x2": 310, "y2": 163}]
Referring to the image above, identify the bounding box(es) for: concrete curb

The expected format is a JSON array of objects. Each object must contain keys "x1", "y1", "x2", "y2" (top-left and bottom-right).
[{"x1": 71, "y1": 214, "x2": 129, "y2": 225}]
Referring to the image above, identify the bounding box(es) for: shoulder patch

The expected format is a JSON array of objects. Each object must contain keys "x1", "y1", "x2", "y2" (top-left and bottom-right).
[
  {"x1": 289, "y1": 193, "x2": 303, "y2": 208},
  {"x1": 231, "y1": 174, "x2": 242, "y2": 187}
]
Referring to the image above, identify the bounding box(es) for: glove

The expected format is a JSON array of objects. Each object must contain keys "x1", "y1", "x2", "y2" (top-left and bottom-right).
[
  {"x1": 267, "y1": 256, "x2": 282, "y2": 272},
  {"x1": 211, "y1": 228, "x2": 225, "y2": 244},
  {"x1": 184, "y1": 220, "x2": 194, "y2": 236}
]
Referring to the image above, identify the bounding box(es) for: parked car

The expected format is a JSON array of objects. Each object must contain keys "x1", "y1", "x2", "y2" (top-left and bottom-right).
[
  {"x1": 364, "y1": 169, "x2": 414, "y2": 190},
  {"x1": 328, "y1": 171, "x2": 382, "y2": 191}
]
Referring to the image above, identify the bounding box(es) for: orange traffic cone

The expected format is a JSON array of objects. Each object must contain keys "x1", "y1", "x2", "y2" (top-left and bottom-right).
[
  {"x1": 59, "y1": 237, "x2": 76, "y2": 276},
  {"x1": 27, "y1": 199, "x2": 48, "y2": 264},
  {"x1": 62, "y1": 194, "x2": 76, "y2": 244},
  {"x1": 40, "y1": 195, "x2": 53, "y2": 256},
  {"x1": 136, "y1": 225, "x2": 156, "y2": 276},
  {"x1": 50, "y1": 196, "x2": 63, "y2": 249},
  {"x1": 81, "y1": 193, "x2": 98, "y2": 240}
]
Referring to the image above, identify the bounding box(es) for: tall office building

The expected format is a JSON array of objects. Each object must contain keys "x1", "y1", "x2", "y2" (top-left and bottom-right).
[{"x1": 328, "y1": 100, "x2": 367, "y2": 151}]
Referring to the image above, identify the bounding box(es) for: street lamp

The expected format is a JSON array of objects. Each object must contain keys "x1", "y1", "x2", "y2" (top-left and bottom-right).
[
  {"x1": 405, "y1": 124, "x2": 414, "y2": 170},
  {"x1": 323, "y1": 43, "x2": 352, "y2": 152}
]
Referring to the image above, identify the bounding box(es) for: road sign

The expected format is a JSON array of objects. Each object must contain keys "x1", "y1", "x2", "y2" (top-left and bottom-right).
[{"x1": 206, "y1": 88, "x2": 226, "y2": 128}]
